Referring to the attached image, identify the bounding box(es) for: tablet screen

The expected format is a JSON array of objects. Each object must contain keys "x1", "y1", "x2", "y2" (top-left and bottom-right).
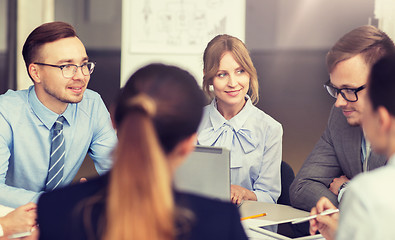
[{"x1": 258, "y1": 221, "x2": 310, "y2": 239}]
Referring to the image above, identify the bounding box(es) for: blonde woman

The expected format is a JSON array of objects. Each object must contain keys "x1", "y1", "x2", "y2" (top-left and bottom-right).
[
  {"x1": 36, "y1": 64, "x2": 248, "y2": 240},
  {"x1": 198, "y1": 34, "x2": 283, "y2": 205}
]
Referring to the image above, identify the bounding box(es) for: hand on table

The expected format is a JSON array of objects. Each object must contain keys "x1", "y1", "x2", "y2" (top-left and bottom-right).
[
  {"x1": 309, "y1": 197, "x2": 339, "y2": 240},
  {"x1": 0, "y1": 202, "x2": 37, "y2": 237},
  {"x1": 230, "y1": 185, "x2": 257, "y2": 205}
]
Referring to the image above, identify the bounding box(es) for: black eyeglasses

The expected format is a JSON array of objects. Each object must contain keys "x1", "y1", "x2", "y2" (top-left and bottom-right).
[
  {"x1": 34, "y1": 62, "x2": 95, "y2": 78},
  {"x1": 324, "y1": 80, "x2": 366, "y2": 102}
]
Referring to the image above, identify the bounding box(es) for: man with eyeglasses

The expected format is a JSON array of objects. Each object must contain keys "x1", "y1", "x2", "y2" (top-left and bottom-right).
[
  {"x1": 0, "y1": 22, "x2": 117, "y2": 208},
  {"x1": 289, "y1": 25, "x2": 395, "y2": 213}
]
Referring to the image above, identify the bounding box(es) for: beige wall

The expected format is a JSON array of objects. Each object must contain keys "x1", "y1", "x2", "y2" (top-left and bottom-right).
[
  {"x1": 246, "y1": 0, "x2": 375, "y2": 173},
  {"x1": 246, "y1": 0, "x2": 375, "y2": 51}
]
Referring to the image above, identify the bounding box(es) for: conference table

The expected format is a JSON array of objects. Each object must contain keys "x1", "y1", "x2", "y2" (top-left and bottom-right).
[
  {"x1": 240, "y1": 200, "x2": 310, "y2": 221},
  {"x1": 239, "y1": 201, "x2": 324, "y2": 240},
  {"x1": 2, "y1": 201, "x2": 311, "y2": 221},
  {"x1": 1, "y1": 201, "x2": 319, "y2": 239}
]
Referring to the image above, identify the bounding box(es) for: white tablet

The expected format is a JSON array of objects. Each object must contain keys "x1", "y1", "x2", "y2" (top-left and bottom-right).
[{"x1": 250, "y1": 220, "x2": 324, "y2": 240}]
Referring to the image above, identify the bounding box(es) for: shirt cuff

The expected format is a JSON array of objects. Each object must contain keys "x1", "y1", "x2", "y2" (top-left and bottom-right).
[
  {"x1": 0, "y1": 223, "x2": 4, "y2": 237},
  {"x1": 338, "y1": 186, "x2": 347, "y2": 202},
  {"x1": 253, "y1": 190, "x2": 275, "y2": 203}
]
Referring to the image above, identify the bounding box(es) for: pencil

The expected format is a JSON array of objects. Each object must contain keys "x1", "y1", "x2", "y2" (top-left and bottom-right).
[{"x1": 240, "y1": 213, "x2": 267, "y2": 221}]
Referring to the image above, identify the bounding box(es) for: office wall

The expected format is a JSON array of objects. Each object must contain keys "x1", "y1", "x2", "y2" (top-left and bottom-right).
[
  {"x1": 245, "y1": 0, "x2": 375, "y2": 172},
  {"x1": 0, "y1": 0, "x2": 6, "y2": 52},
  {"x1": 55, "y1": 0, "x2": 121, "y2": 50},
  {"x1": 120, "y1": 0, "x2": 246, "y2": 87},
  {"x1": 0, "y1": 0, "x2": 7, "y2": 93},
  {"x1": 1, "y1": 0, "x2": 378, "y2": 176},
  {"x1": 246, "y1": 0, "x2": 375, "y2": 51}
]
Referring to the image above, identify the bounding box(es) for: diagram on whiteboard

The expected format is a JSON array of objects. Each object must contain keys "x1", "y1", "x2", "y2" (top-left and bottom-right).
[{"x1": 129, "y1": 0, "x2": 241, "y2": 54}]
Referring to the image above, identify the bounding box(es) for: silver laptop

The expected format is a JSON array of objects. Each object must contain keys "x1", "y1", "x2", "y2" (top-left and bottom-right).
[{"x1": 173, "y1": 145, "x2": 230, "y2": 202}]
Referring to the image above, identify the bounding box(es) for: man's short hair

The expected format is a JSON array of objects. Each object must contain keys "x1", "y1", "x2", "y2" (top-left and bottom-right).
[
  {"x1": 326, "y1": 25, "x2": 395, "y2": 73},
  {"x1": 22, "y1": 21, "x2": 77, "y2": 79}
]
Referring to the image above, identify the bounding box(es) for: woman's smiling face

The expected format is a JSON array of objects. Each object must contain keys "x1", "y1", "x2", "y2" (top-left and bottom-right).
[{"x1": 212, "y1": 51, "x2": 250, "y2": 115}]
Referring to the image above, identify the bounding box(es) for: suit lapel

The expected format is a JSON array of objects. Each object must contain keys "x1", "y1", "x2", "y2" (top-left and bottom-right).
[
  {"x1": 332, "y1": 107, "x2": 387, "y2": 177},
  {"x1": 341, "y1": 124, "x2": 363, "y2": 176}
]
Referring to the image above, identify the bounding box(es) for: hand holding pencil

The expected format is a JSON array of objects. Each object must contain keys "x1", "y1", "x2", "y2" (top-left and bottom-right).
[
  {"x1": 309, "y1": 197, "x2": 339, "y2": 240},
  {"x1": 292, "y1": 208, "x2": 339, "y2": 224}
]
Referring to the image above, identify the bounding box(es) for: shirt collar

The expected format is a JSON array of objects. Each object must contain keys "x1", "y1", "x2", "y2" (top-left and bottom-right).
[
  {"x1": 209, "y1": 95, "x2": 253, "y2": 131},
  {"x1": 28, "y1": 85, "x2": 74, "y2": 129}
]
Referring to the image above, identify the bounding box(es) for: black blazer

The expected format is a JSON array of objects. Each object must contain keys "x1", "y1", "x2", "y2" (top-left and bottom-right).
[{"x1": 37, "y1": 174, "x2": 248, "y2": 240}]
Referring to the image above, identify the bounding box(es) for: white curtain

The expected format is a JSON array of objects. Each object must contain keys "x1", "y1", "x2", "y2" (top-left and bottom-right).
[
  {"x1": 375, "y1": 0, "x2": 395, "y2": 41},
  {"x1": 16, "y1": 0, "x2": 54, "y2": 90}
]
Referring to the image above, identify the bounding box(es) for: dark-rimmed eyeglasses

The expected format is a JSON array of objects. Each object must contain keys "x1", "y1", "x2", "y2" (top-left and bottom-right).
[
  {"x1": 324, "y1": 80, "x2": 366, "y2": 102},
  {"x1": 34, "y1": 62, "x2": 95, "y2": 78}
]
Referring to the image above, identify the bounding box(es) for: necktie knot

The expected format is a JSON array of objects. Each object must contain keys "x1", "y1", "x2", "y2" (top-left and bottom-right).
[{"x1": 53, "y1": 116, "x2": 65, "y2": 131}]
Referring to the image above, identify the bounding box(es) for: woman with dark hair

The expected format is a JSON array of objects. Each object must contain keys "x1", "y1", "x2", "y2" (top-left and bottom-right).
[{"x1": 37, "y1": 63, "x2": 248, "y2": 240}]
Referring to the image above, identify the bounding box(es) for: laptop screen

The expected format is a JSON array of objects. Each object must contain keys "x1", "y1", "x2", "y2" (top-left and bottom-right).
[{"x1": 173, "y1": 146, "x2": 230, "y2": 202}]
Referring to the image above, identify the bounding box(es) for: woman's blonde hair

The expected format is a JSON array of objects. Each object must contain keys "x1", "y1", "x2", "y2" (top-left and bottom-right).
[
  {"x1": 103, "y1": 64, "x2": 205, "y2": 240},
  {"x1": 203, "y1": 34, "x2": 259, "y2": 104}
]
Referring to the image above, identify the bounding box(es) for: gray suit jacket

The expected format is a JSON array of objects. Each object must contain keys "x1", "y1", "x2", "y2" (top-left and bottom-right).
[{"x1": 289, "y1": 105, "x2": 387, "y2": 211}]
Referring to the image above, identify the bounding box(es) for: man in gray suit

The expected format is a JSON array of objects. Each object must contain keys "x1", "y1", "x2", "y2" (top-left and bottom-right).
[{"x1": 289, "y1": 25, "x2": 395, "y2": 212}]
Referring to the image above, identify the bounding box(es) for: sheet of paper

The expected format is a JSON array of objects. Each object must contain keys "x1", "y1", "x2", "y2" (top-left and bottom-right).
[
  {"x1": 242, "y1": 219, "x2": 279, "y2": 240},
  {"x1": 0, "y1": 204, "x2": 14, "y2": 217}
]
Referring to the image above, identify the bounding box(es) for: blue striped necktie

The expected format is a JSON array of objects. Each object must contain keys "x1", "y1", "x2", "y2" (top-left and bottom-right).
[{"x1": 45, "y1": 116, "x2": 65, "y2": 191}]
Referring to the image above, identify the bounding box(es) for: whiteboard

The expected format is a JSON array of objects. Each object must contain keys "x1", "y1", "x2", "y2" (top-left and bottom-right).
[{"x1": 121, "y1": 0, "x2": 246, "y2": 86}]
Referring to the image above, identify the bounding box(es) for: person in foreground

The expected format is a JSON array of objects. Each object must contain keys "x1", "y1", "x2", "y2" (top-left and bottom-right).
[
  {"x1": 290, "y1": 25, "x2": 395, "y2": 211},
  {"x1": 310, "y1": 54, "x2": 395, "y2": 240},
  {"x1": 0, "y1": 21, "x2": 117, "y2": 208},
  {"x1": 198, "y1": 34, "x2": 282, "y2": 205},
  {"x1": 37, "y1": 63, "x2": 248, "y2": 240}
]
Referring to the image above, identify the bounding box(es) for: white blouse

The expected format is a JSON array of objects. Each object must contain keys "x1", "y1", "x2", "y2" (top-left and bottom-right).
[{"x1": 197, "y1": 96, "x2": 283, "y2": 203}]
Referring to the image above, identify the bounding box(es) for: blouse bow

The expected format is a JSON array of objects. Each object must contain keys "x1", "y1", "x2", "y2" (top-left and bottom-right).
[{"x1": 198, "y1": 122, "x2": 258, "y2": 154}]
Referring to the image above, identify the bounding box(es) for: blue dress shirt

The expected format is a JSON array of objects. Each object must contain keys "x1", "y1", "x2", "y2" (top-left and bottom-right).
[
  {"x1": 197, "y1": 96, "x2": 282, "y2": 203},
  {"x1": 0, "y1": 86, "x2": 117, "y2": 208}
]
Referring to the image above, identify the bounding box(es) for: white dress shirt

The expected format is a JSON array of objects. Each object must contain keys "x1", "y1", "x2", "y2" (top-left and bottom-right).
[{"x1": 337, "y1": 154, "x2": 395, "y2": 239}]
